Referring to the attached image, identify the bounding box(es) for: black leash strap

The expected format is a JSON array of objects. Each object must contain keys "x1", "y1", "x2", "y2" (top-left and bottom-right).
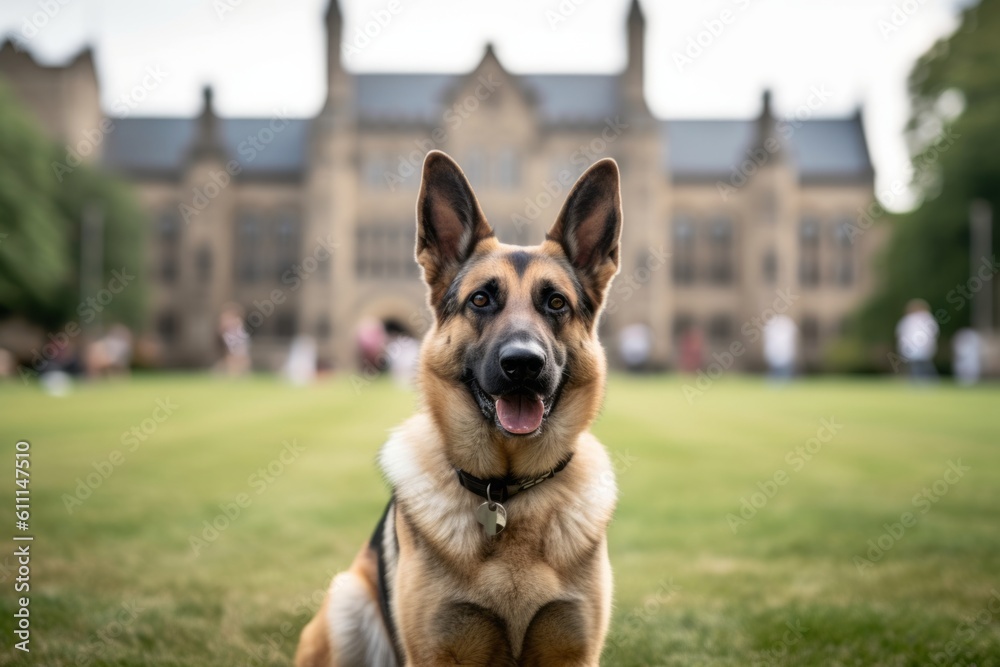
[
  {"x1": 369, "y1": 498, "x2": 403, "y2": 665},
  {"x1": 455, "y1": 453, "x2": 574, "y2": 503},
  {"x1": 369, "y1": 453, "x2": 572, "y2": 662}
]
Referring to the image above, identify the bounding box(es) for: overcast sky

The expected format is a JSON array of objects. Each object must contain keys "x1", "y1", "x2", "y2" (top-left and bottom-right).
[{"x1": 0, "y1": 0, "x2": 972, "y2": 211}]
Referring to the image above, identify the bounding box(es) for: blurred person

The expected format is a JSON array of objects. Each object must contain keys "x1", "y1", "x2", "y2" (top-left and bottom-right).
[
  {"x1": 37, "y1": 331, "x2": 80, "y2": 394},
  {"x1": 678, "y1": 325, "x2": 704, "y2": 374},
  {"x1": 952, "y1": 328, "x2": 982, "y2": 385},
  {"x1": 895, "y1": 299, "x2": 939, "y2": 381},
  {"x1": 40, "y1": 370, "x2": 73, "y2": 397},
  {"x1": 85, "y1": 324, "x2": 133, "y2": 378},
  {"x1": 133, "y1": 333, "x2": 164, "y2": 368},
  {"x1": 619, "y1": 322, "x2": 652, "y2": 371},
  {"x1": 283, "y1": 335, "x2": 318, "y2": 386},
  {"x1": 50, "y1": 336, "x2": 83, "y2": 376},
  {"x1": 217, "y1": 303, "x2": 251, "y2": 376},
  {"x1": 387, "y1": 335, "x2": 420, "y2": 388},
  {"x1": 763, "y1": 314, "x2": 798, "y2": 380},
  {"x1": 356, "y1": 317, "x2": 388, "y2": 372}
]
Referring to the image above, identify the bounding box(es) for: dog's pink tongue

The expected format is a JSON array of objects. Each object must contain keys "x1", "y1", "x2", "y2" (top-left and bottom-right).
[{"x1": 495, "y1": 395, "x2": 544, "y2": 434}]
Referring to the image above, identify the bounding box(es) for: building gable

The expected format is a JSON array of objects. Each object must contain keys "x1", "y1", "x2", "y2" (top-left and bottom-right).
[{"x1": 664, "y1": 117, "x2": 872, "y2": 184}]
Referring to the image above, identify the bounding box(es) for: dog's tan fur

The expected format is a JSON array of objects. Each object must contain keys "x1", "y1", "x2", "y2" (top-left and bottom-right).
[{"x1": 296, "y1": 151, "x2": 622, "y2": 666}]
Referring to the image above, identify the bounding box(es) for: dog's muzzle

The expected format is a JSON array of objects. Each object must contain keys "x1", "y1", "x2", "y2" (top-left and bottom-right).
[{"x1": 464, "y1": 337, "x2": 563, "y2": 437}]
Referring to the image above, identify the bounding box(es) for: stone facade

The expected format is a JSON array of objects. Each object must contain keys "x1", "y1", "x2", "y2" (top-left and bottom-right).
[{"x1": 0, "y1": 0, "x2": 884, "y2": 372}]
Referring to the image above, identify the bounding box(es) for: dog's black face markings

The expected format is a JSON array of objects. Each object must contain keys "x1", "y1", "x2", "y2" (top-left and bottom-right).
[
  {"x1": 506, "y1": 250, "x2": 533, "y2": 277},
  {"x1": 442, "y1": 259, "x2": 586, "y2": 330},
  {"x1": 550, "y1": 256, "x2": 595, "y2": 325},
  {"x1": 417, "y1": 151, "x2": 621, "y2": 437},
  {"x1": 454, "y1": 261, "x2": 577, "y2": 437},
  {"x1": 464, "y1": 278, "x2": 503, "y2": 336},
  {"x1": 534, "y1": 280, "x2": 572, "y2": 333}
]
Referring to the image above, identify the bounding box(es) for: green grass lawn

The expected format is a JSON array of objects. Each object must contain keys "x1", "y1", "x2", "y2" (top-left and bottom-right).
[{"x1": 0, "y1": 373, "x2": 998, "y2": 666}]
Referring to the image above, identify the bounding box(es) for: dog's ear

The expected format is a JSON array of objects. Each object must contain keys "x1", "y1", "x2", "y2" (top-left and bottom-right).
[
  {"x1": 415, "y1": 151, "x2": 494, "y2": 300},
  {"x1": 546, "y1": 158, "x2": 623, "y2": 303}
]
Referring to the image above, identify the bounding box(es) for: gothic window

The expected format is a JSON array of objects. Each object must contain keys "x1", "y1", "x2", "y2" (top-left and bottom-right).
[
  {"x1": 316, "y1": 316, "x2": 331, "y2": 340},
  {"x1": 708, "y1": 314, "x2": 733, "y2": 343},
  {"x1": 275, "y1": 312, "x2": 296, "y2": 338},
  {"x1": 707, "y1": 216, "x2": 734, "y2": 285},
  {"x1": 832, "y1": 217, "x2": 855, "y2": 287},
  {"x1": 799, "y1": 216, "x2": 821, "y2": 287},
  {"x1": 236, "y1": 211, "x2": 263, "y2": 284},
  {"x1": 158, "y1": 209, "x2": 181, "y2": 284},
  {"x1": 160, "y1": 257, "x2": 178, "y2": 284},
  {"x1": 672, "y1": 215, "x2": 696, "y2": 286},
  {"x1": 196, "y1": 245, "x2": 212, "y2": 283},
  {"x1": 801, "y1": 315, "x2": 820, "y2": 348},
  {"x1": 356, "y1": 224, "x2": 419, "y2": 279},
  {"x1": 274, "y1": 209, "x2": 300, "y2": 281},
  {"x1": 158, "y1": 210, "x2": 180, "y2": 243},
  {"x1": 762, "y1": 249, "x2": 777, "y2": 284},
  {"x1": 157, "y1": 311, "x2": 178, "y2": 342},
  {"x1": 673, "y1": 313, "x2": 695, "y2": 343}
]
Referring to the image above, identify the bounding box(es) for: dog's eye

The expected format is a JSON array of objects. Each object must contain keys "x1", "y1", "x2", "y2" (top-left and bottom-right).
[
  {"x1": 547, "y1": 294, "x2": 567, "y2": 311},
  {"x1": 470, "y1": 292, "x2": 490, "y2": 308}
]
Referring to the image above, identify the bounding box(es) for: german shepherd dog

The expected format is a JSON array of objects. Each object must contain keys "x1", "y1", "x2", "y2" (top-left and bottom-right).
[{"x1": 296, "y1": 151, "x2": 622, "y2": 666}]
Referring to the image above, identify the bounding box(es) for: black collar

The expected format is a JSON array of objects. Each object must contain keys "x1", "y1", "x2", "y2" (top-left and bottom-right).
[{"x1": 455, "y1": 453, "x2": 573, "y2": 504}]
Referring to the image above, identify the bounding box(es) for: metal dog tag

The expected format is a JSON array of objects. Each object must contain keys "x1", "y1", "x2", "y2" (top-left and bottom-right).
[{"x1": 475, "y1": 501, "x2": 507, "y2": 537}]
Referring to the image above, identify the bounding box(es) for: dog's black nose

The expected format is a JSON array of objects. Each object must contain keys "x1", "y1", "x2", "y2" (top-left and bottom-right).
[{"x1": 499, "y1": 342, "x2": 545, "y2": 382}]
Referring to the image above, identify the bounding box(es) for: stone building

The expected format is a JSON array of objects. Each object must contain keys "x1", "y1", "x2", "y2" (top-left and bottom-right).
[{"x1": 0, "y1": 0, "x2": 884, "y2": 371}]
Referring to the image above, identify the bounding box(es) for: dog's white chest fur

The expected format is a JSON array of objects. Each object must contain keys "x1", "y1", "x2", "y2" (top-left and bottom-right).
[{"x1": 378, "y1": 414, "x2": 617, "y2": 658}]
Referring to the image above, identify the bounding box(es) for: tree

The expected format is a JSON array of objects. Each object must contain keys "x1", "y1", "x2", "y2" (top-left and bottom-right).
[
  {"x1": 852, "y1": 0, "x2": 1000, "y2": 368},
  {"x1": 0, "y1": 79, "x2": 146, "y2": 331},
  {"x1": 0, "y1": 81, "x2": 67, "y2": 324}
]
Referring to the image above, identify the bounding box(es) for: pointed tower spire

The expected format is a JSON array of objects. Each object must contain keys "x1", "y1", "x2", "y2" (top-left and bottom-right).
[
  {"x1": 190, "y1": 85, "x2": 226, "y2": 161},
  {"x1": 627, "y1": 0, "x2": 644, "y2": 73},
  {"x1": 623, "y1": 0, "x2": 646, "y2": 114},
  {"x1": 756, "y1": 89, "x2": 772, "y2": 137},
  {"x1": 323, "y1": 0, "x2": 350, "y2": 115},
  {"x1": 754, "y1": 89, "x2": 785, "y2": 161},
  {"x1": 628, "y1": 0, "x2": 644, "y2": 26},
  {"x1": 477, "y1": 41, "x2": 502, "y2": 72},
  {"x1": 326, "y1": 0, "x2": 342, "y2": 80},
  {"x1": 325, "y1": 0, "x2": 341, "y2": 23}
]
